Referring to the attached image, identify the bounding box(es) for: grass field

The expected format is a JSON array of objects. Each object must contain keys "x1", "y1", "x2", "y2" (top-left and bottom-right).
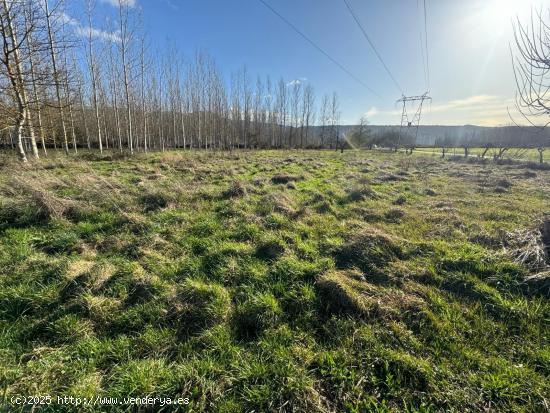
[
  {"x1": 414, "y1": 147, "x2": 546, "y2": 162},
  {"x1": 0, "y1": 150, "x2": 549, "y2": 412}
]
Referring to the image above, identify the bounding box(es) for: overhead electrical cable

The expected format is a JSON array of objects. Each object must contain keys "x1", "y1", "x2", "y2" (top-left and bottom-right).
[
  {"x1": 343, "y1": 0, "x2": 403, "y2": 94},
  {"x1": 417, "y1": 0, "x2": 428, "y2": 91},
  {"x1": 423, "y1": 0, "x2": 431, "y2": 91},
  {"x1": 257, "y1": 0, "x2": 380, "y2": 97}
]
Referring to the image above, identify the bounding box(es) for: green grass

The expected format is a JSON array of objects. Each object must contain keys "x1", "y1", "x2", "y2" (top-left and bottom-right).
[
  {"x1": 0, "y1": 149, "x2": 548, "y2": 412},
  {"x1": 414, "y1": 146, "x2": 547, "y2": 162}
]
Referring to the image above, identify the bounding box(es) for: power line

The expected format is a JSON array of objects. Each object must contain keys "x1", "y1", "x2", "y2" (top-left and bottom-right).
[
  {"x1": 417, "y1": 0, "x2": 428, "y2": 91},
  {"x1": 257, "y1": 0, "x2": 380, "y2": 98},
  {"x1": 342, "y1": 0, "x2": 403, "y2": 94},
  {"x1": 423, "y1": 0, "x2": 431, "y2": 91}
]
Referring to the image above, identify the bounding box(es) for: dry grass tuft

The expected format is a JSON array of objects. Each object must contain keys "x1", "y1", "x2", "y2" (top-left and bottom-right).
[
  {"x1": 316, "y1": 270, "x2": 424, "y2": 320},
  {"x1": 14, "y1": 176, "x2": 75, "y2": 219},
  {"x1": 264, "y1": 192, "x2": 299, "y2": 217},
  {"x1": 66, "y1": 260, "x2": 95, "y2": 281},
  {"x1": 385, "y1": 208, "x2": 405, "y2": 222},
  {"x1": 222, "y1": 180, "x2": 248, "y2": 198},
  {"x1": 505, "y1": 217, "x2": 550, "y2": 271},
  {"x1": 346, "y1": 185, "x2": 378, "y2": 202}
]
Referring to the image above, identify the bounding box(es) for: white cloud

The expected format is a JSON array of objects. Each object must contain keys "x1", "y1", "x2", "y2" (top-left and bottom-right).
[
  {"x1": 287, "y1": 77, "x2": 308, "y2": 87},
  {"x1": 364, "y1": 95, "x2": 519, "y2": 126},
  {"x1": 59, "y1": 12, "x2": 79, "y2": 27},
  {"x1": 60, "y1": 12, "x2": 121, "y2": 43},
  {"x1": 75, "y1": 26, "x2": 121, "y2": 43},
  {"x1": 427, "y1": 95, "x2": 510, "y2": 114},
  {"x1": 99, "y1": 0, "x2": 136, "y2": 7},
  {"x1": 365, "y1": 107, "x2": 379, "y2": 118},
  {"x1": 161, "y1": 0, "x2": 179, "y2": 10}
]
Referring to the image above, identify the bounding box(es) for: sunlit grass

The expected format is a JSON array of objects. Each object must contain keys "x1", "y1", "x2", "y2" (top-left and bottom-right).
[{"x1": 0, "y1": 149, "x2": 548, "y2": 412}]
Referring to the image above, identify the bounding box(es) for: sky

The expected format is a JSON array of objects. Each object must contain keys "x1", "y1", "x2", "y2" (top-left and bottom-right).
[{"x1": 65, "y1": 0, "x2": 550, "y2": 126}]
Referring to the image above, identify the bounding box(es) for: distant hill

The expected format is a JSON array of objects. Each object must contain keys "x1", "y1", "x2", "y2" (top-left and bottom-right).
[{"x1": 310, "y1": 125, "x2": 550, "y2": 147}]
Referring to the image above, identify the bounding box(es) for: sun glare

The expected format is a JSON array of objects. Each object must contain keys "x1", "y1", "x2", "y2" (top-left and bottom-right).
[{"x1": 481, "y1": 0, "x2": 532, "y2": 33}]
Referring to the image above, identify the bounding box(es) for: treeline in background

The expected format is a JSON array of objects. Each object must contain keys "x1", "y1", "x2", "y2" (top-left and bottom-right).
[{"x1": 0, "y1": 0, "x2": 344, "y2": 161}]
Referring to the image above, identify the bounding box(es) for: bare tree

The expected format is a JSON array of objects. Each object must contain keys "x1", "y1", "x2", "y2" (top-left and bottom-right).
[
  {"x1": 512, "y1": 10, "x2": 550, "y2": 129},
  {"x1": 117, "y1": 0, "x2": 135, "y2": 153},
  {"x1": 24, "y1": 13, "x2": 47, "y2": 156},
  {"x1": 302, "y1": 84, "x2": 315, "y2": 148},
  {"x1": 319, "y1": 94, "x2": 329, "y2": 148},
  {"x1": 330, "y1": 92, "x2": 340, "y2": 150},
  {"x1": 1, "y1": 0, "x2": 48, "y2": 160},
  {"x1": 85, "y1": 0, "x2": 103, "y2": 153},
  {"x1": 43, "y1": 0, "x2": 69, "y2": 154}
]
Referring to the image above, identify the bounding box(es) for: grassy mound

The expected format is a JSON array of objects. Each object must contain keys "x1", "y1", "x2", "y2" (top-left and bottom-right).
[
  {"x1": 316, "y1": 270, "x2": 425, "y2": 320},
  {"x1": 171, "y1": 279, "x2": 231, "y2": 335},
  {"x1": 233, "y1": 292, "x2": 283, "y2": 338},
  {"x1": 333, "y1": 228, "x2": 404, "y2": 273}
]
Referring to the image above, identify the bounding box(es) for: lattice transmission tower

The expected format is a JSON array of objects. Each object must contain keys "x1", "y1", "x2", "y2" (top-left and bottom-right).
[{"x1": 396, "y1": 92, "x2": 431, "y2": 151}]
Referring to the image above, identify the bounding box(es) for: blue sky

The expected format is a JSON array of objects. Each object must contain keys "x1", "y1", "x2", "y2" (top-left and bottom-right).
[{"x1": 66, "y1": 0, "x2": 550, "y2": 126}]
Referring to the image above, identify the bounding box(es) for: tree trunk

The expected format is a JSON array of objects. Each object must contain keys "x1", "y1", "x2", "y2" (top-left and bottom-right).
[{"x1": 44, "y1": 0, "x2": 69, "y2": 155}]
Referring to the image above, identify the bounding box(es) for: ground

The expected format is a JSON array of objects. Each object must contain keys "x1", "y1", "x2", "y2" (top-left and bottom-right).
[{"x1": 0, "y1": 149, "x2": 548, "y2": 412}]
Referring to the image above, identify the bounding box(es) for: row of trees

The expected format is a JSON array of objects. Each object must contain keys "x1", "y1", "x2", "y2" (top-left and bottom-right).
[
  {"x1": 0, "y1": 0, "x2": 344, "y2": 161},
  {"x1": 346, "y1": 120, "x2": 548, "y2": 162}
]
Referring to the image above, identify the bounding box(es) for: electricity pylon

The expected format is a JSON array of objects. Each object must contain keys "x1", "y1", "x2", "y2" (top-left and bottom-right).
[{"x1": 397, "y1": 92, "x2": 431, "y2": 151}]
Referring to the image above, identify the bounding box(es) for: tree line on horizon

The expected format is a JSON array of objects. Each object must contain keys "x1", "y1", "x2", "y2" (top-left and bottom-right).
[{"x1": 0, "y1": 0, "x2": 346, "y2": 162}]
